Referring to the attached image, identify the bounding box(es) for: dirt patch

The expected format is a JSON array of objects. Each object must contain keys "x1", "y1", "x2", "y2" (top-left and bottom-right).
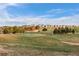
[
  {"x1": 0, "y1": 45, "x2": 13, "y2": 56},
  {"x1": 62, "y1": 41, "x2": 79, "y2": 46}
]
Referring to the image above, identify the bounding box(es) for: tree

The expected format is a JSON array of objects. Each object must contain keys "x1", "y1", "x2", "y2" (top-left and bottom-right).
[
  {"x1": 3, "y1": 28, "x2": 9, "y2": 34},
  {"x1": 53, "y1": 28, "x2": 58, "y2": 34},
  {"x1": 53, "y1": 26, "x2": 75, "y2": 34},
  {"x1": 35, "y1": 25, "x2": 40, "y2": 29},
  {"x1": 72, "y1": 29, "x2": 75, "y2": 34},
  {"x1": 12, "y1": 26, "x2": 18, "y2": 34}
]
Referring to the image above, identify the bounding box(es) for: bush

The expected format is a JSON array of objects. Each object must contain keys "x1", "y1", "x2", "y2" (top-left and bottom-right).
[{"x1": 42, "y1": 28, "x2": 47, "y2": 31}]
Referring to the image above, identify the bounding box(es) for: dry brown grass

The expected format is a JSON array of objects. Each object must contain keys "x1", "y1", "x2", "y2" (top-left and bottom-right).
[{"x1": 0, "y1": 34, "x2": 18, "y2": 41}]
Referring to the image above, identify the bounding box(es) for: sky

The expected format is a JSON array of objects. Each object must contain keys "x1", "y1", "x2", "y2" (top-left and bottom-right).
[{"x1": 0, "y1": 3, "x2": 79, "y2": 26}]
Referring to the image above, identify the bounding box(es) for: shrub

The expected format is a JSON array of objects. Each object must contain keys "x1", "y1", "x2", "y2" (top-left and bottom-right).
[{"x1": 42, "y1": 28, "x2": 47, "y2": 31}]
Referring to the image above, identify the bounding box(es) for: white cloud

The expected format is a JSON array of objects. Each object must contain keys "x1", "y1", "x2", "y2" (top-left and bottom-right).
[
  {"x1": 47, "y1": 9, "x2": 65, "y2": 14},
  {"x1": 0, "y1": 3, "x2": 18, "y2": 23},
  {"x1": 0, "y1": 3, "x2": 18, "y2": 9},
  {"x1": 47, "y1": 8, "x2": 79, "y2": 16},
  {"x1": 0, "y1": 4, "x2": 79, "y2": 26},
  {"x1": 3, "y1": 14, "x2": 78, "y2": 26}
]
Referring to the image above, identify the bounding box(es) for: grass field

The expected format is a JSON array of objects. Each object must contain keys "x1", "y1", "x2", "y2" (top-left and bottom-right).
[{"x1": 0, "y1": 31, "x2": 79, "y2": 56}]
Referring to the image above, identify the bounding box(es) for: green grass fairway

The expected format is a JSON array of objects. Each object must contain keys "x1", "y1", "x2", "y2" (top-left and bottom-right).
[{"x1": 0, "y1": 32, "x2": 79, "y2": 56}]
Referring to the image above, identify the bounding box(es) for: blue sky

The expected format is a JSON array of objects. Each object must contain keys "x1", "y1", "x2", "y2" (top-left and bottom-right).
[
  {"x1": 7, "y1": 3, "x2": 79, "y2": 18},
  {"x1": 0, "y1": 3, "x2": 79, "y2": 26}
]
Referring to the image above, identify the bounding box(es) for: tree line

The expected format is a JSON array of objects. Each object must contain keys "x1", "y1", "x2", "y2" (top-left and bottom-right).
[
  {"x1": 0, "y1": 25, "x2": 76, "y2": 34},
  {"x1": 1, "y1": 25, "x2": 40, "y2": 34},
  {"x1": 3, "y1": 26, "x2": 25, "y2": 34},
  {"x1": 53, "y1": 26, "x2": 75, "y2": 34}
]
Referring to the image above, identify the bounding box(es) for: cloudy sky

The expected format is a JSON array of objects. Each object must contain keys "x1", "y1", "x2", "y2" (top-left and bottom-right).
[{"x1": 0, "y1": 3, "x2": 79, "y2": 26}]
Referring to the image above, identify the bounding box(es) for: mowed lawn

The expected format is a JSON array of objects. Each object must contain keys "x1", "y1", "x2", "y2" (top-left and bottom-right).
[{"x1": 0, "y1": 32, "x2": 79, "y2": 56}]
